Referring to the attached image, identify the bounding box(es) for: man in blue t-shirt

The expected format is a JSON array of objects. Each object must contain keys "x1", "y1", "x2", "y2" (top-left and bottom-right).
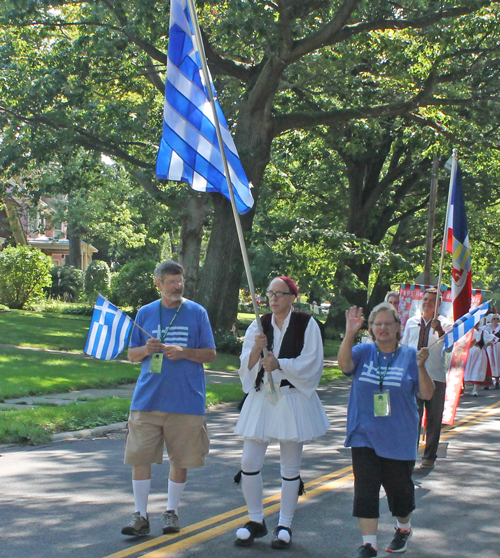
[{"x1": 121, "y1": 260, "x2": 216, "y2": 538}]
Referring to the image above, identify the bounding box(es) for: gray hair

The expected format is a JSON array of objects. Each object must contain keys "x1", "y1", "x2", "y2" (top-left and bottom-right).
[
  {"x1": 154, "y1": 260, "x2": 184, "y2": 281},
  {"x1": 384, "y1": 291, "x2": 399, "y2": 302},
  {"x1": 368, "y1": 302, "x2": 402, "y2": 341}
]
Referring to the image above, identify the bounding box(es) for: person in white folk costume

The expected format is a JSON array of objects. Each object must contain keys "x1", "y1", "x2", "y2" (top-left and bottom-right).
[
  {"x1": 233, "y1": 276, "x2": 330, "y2": 550},
  {"x1": 463, "y1": 321, "x2": 492, "y2": 396},
  {"x1": 483, "y1": 314, "x2": 500, "y2": 390}
]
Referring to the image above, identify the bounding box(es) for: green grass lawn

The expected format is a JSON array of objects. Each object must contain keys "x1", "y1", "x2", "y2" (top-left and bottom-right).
[
  {"x1": 0, "y1": 310, "x2": 92, "y2": 351},
  {"x1": 0, "y1": 346, "x2": 139, "y2": 400},
  {"x1": 0, "y1": 308, "x2": 342, "y2": 445},
  {"x1": 0, "y1": 383, "x2": 246, "y2": 445}
]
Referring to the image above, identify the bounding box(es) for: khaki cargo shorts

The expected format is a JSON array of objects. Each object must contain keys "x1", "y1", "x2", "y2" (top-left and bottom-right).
[{"x1": 124, "y1": 410, "x2": 209, "y2": 468}]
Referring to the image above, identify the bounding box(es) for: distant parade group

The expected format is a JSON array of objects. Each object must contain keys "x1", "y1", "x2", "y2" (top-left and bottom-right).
[{"x1": 111, "y1": 260, "x2": 494, "y2": 558}]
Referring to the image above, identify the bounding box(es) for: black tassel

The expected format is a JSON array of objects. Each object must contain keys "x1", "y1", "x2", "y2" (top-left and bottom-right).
[
  {"x1": 233, "y1": 470, "x2": 242, "y2": 485},
  {"x1": 282, "y1": 475, "x2": 305, "y2": 496}
]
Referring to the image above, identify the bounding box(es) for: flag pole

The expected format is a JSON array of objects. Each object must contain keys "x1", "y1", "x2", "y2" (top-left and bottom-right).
[
  {"x1": 435, "y1": 148, "x2": 458, "y2": 320},
  {"x1": 185, "y1": 0, "x2": 276, "y2": 394}
]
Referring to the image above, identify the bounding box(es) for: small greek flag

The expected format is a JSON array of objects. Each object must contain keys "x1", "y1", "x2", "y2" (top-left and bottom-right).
[
  {"x1": 84, "y1": 295, "x2": 133, "y2": 360},
  {"x1": 444, "y1": 299, "x2": 491, "y2": 350},
  {"x1": 155, "y1": 0, "x2": 254, "y2": 214}
]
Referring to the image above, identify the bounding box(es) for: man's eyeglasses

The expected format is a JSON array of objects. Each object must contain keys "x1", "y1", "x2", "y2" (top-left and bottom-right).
[
  {"x1": 266, "y1": 290, "x2": 291, "y2": 299},
  {"x1": 165, "y1": 278, "x2": 185, "y2": 286}
]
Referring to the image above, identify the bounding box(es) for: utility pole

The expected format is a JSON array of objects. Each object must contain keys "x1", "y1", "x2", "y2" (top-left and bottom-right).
[{"x1": 424, "y1": 153, "x2": 439, "y2": 284}]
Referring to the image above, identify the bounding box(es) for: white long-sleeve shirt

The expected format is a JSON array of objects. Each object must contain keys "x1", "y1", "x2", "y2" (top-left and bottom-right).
[
  {"x1": 401, "y1": 314, "x2": 452, "y2": 382},
  {"x1": 238, "y1": 311, "x2": 323, "y2": 398}
]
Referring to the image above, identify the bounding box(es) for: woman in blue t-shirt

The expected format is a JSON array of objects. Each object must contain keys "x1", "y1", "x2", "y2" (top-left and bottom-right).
[{"x1": 338, "y1": 302, "x2": 433, "y2": 558}]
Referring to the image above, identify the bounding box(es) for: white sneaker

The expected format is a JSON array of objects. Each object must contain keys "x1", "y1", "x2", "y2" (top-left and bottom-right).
[{"x1": 471, "y1": 387, "x2": 478, "y2": 396}]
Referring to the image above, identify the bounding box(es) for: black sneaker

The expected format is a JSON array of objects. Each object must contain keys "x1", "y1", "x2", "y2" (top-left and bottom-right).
[
  {"x1": 234, "y1": 520, "x2": 268, "y2": 547},
  {"x1": 387, "y1": 527, "x2": 412, "y2": 553},
  {"x1": 353, "y1": 543, "x2": 377, "y2": 558},
  {"x1": 121, "y1": 512, "x2": 150, "y2": 537},
  {"x1": 271, "y1": 526, "x2": 292, "y2": 549}
]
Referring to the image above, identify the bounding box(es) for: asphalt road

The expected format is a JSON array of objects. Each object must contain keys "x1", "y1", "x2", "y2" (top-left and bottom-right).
[{"x1": 1, "y1": 381, "x2": 499, "y2": 558}]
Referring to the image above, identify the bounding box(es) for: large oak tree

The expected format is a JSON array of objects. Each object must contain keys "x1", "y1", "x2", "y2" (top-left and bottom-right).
[{"x1": 2, "y1": 0, "x2": 500, "y2": 329}]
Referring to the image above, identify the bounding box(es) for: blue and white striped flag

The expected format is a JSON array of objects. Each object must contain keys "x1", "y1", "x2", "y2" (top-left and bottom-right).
[
  {"x1": 444, "y1": 299, "x2": 491, "y2": 350},
  {"x1": 155, "y1": 0, "x2": 254, "y2": 214},
  {"x1": 84, "y1": 295, "x2": 133, "y2": 360}
]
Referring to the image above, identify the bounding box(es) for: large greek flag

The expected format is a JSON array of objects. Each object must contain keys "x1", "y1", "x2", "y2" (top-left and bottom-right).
[
  {"x1": 444, "y1": 299, "x2": 491, "y2": 350},
  {"x1": 155, "y1": 0, "x2": 254, "y2": 214},
  {"x1": 84, "y1": 295, "x2": 133, "y2": 360}
]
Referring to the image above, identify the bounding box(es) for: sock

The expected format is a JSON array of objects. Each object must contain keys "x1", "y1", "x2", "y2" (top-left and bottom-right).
[
  {"x1": 396, "y1": 520, "x2": 411, "y2": 531},
  {"x1": 166, "y1": 479, "x2": 186, "y2": 513},
  {"x1": 241, "y1": 471, "x2": 264, "y2": 523},
  {"x1": 362, "y1": 535, "x2": 377, "y2": 549},
  {"x1": 132, "y1": 479, "x2": 151, "y2": 518},
  {"x1": 278, "y1": 477, "x2": 301, "y2": 529}
]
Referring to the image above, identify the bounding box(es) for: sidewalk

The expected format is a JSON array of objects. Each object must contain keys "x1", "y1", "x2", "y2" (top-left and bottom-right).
[{"x1": 0, "y1": 369, "x2": 241, "y2": 410}]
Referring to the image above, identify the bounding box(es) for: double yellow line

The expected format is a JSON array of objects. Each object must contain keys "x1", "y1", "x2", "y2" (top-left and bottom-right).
[
  {"x1": 104, "y1": 400, "x2": 500, "y2": 558},
  {"x1": 104, "y1": 466, "x2": 354, "y2": 558}
]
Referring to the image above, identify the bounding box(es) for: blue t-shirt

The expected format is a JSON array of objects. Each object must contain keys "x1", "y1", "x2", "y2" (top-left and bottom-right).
[
  {"x1": 344, "y1": 343, "x2": 420, "y2": 460},
  {"x1": 129, "y1": 299, "x2": 215, "y2": 415}
]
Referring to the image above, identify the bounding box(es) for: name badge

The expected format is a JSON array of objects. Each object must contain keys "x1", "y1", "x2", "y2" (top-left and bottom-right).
[
  {"x1": 374, "y1": 390, "x2": 391, "y2": 417},
  {"x1": 150, "y1": 352, "x2": 164, "y2": 373}
]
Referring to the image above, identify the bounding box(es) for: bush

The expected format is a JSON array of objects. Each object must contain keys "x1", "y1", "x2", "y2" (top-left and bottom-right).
[
  {"x1": 46, "y1": 265, "x2": 84, "y2": 302},
  {"x1": 84, "y1": 260, "x2": 111, "y2": 302},
  {"x1": 0, "y1": 245, "x2": 52, "y2": 309},
  {"x1": 213, "y1": 329, "x2": 243, "y2": 355},
  {"x1": 111, "y1": 259, "x2": 158, "y2": 310}
]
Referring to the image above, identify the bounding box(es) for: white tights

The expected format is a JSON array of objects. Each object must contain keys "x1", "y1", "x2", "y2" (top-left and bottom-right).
[{"x1": 240, "y1": 439, "x2": 303, "y2": 527}]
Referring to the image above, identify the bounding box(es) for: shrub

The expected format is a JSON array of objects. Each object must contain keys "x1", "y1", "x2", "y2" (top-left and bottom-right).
[
  {"x1": 84, "y1": 260, "x2": 111, "y2": 302},
  {"x1": 46, "y1": 265, "x2": 84, "y2": 302},
  {"x1": 111, "y1": 259, "x2": 158, "y2": 310},
  {"x1": 0, "y1": 245, "x2": 52, "y2": 309},
  {"x1": 213, "y1": 329, "x2": 243, "y2": 355}
]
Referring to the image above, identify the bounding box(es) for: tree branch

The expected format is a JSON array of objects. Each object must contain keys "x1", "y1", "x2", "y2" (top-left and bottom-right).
[
  {"x1": 288, "y1": 1, "x2": 500, "y2": 63},
  {"x1": 0, "y1": 105, "x2": 153, "y2": 169}
]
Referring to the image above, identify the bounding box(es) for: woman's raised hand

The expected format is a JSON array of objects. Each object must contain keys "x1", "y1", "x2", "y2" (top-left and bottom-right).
[{"x1": 345, "y1": 306, "x2": 364, "y2": 336}]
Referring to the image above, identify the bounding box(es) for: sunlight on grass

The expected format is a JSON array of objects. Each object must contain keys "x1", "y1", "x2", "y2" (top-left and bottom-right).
[{"x1": 0, "y1": 346, "x2": 138, "y2": 399}]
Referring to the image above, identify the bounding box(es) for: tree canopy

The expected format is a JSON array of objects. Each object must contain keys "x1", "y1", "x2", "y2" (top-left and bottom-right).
[{"x1": 2, "y1": 0, "x2": 500, "y2": 328}]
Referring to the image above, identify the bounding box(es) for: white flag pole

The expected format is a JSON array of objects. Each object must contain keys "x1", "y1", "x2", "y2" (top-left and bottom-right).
[
  {"x1": 435, "y1": 148, "x2": 458, "y2": 320},
  {"x1": 185, "y1": 0, "x2": 276, "y2": 395}
]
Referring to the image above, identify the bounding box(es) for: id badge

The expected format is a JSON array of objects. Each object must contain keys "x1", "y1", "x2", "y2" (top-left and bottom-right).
[
  {"x1": 373, "y1": 390, "x2": 391, "y2": 417},
  {"x1": 150, "y1": 352, "x2": 164, "y2": 373}
]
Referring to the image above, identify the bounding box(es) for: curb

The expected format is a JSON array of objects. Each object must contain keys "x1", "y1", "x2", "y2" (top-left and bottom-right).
[{"x1": 51, "y1": 422, "x2": 128, "y2": 442}]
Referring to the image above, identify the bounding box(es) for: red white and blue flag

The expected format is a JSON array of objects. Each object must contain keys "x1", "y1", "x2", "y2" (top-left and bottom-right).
[{"x1": 445, "y1": 164, "x2": 472, "y2": 320}]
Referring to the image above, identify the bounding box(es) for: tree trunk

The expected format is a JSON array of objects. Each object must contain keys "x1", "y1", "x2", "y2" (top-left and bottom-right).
[
  {"x1": 67, "y1": 221, "x2": 82, "y2": 268},
  {"x1": 179, "y1": 193, "x2": 210, "y2": 300},
  {"x1": 3, "y1": 198, "x2": 26, "y2": 246},
  {"x1": 196, "y1": 91, "x2": 274, "y2": 331},
  {"x1": 196, "y1": 194, "x2": 256, "y2": 332}
]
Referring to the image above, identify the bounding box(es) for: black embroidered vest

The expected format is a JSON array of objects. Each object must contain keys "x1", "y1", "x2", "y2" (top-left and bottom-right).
[{"x1": 255, "y1": 311, "x2": 311, "y2": 389}]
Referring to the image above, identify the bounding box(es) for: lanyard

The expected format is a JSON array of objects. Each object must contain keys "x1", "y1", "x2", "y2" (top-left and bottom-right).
[
  {"x1": 158, "y1": 299, "x2": 183, "y2": 342},
  {"x1": 375, "y1": 345, "x2": 396, "y2": 392}
]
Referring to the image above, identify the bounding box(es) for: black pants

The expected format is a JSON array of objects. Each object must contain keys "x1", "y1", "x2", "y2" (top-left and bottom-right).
[
  {"x1": 351, "y1": 447, "x2": 415, "y2": 519},
  {"x1": 417, "y1": 380, "x2": 446, "y2": 462}
]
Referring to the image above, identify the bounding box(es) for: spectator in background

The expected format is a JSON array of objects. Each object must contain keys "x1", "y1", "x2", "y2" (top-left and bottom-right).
[
  {"x1": 401, "y1": 288, "x2": 452, "y2": 469},
  {"x1": 384, "y1": 291, "x2": 400, "y2": 313}
]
